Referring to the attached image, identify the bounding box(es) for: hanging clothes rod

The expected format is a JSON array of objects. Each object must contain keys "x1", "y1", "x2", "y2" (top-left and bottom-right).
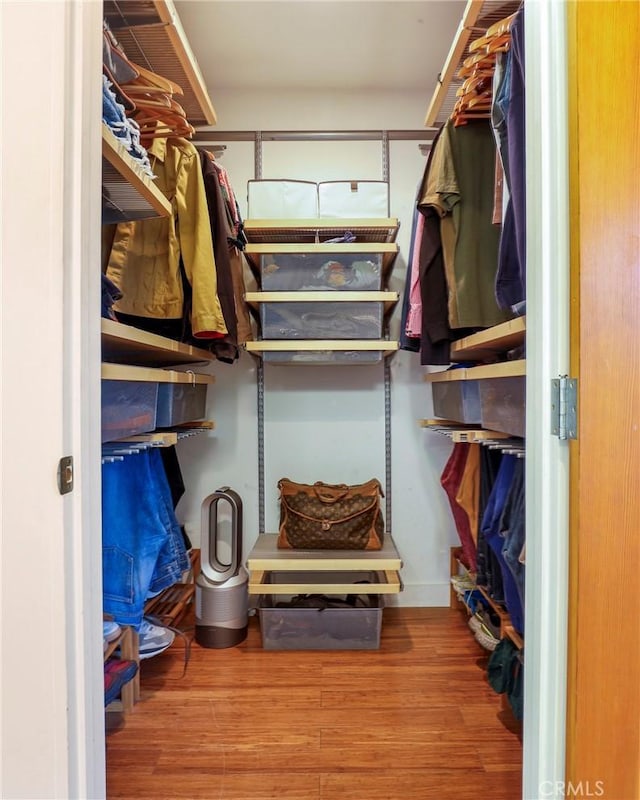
[{"x1": 192, "y1": 129, "x2": 437, "y2": 144}]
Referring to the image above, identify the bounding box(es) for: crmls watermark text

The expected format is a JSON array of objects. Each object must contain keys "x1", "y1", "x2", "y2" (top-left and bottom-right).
[{"x1": 539, "y1": 781, "x2": 605, "y2": 798}]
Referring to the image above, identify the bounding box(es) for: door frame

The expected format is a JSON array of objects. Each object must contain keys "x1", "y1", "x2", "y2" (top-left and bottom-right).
[
  {"x1": 523, "y1": 2, "x2": 571, "y2": 799},
  {"x1": 1, "y1": 2, "x2": 105, "y2": 797}
]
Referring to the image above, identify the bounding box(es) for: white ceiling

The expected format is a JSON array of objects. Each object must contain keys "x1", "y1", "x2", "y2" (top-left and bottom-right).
[{"x1": 175, "y1": 1, "x2": 465, "y2": 94}]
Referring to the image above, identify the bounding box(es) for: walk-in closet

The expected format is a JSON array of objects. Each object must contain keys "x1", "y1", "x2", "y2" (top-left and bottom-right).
[{"x1": 2, "y1": 2, "x2": 639, "y2": 800}]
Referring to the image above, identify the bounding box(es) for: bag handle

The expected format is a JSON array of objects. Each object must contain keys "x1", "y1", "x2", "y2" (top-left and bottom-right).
[{"x1": 313, "y1": 482, "x2": 349, "y2": 504}]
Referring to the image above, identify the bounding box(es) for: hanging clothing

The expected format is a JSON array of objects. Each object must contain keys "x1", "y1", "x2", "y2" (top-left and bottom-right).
[
  {"x1": 107, "y1": 136, "x2": 227, "y2": 338},
  {"x1": 398, "y1": 203, "x2": 421, "y2": 353},
  {"x1": 440, "y1": 443, "x2": 477, "y2": 571},
  {"x1": 480, "y1": 454, "x2": 524, "y2": 635},
  {"x1": 424, "y1": 119, "x2": 512, "y2": 330},
  {"x1": 495, "y1": 3, "x2": 526, "y2": 309},
  {"x1": 102, "y1": 449, "x2": 190, "y2": 629},
  {"x1": 415, "y1": 124, "x2": 474, "y2": 365},
  {"x1": 455, "y1": 443, "x2": 480, "y2": 544},
  {"x1": 198, "y1": 149, "x2": 240, "y2": 362}
]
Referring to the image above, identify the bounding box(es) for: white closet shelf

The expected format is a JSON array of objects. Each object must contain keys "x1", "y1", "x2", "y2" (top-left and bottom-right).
[
  {"x1": 103, "y1": 0, "x2": 216, "y2": 125},
  {"x1": 424, "y1": 0, "x2": 522, "y2": 128},
  {"x1": 246, "y1": 340, "x2": 399, "y2": 355},
  {"x1": 451, "y1": 316, "x2": 526, "y2": 360},
  {"x1": 245, "y1": 290, "x2": 399, "y2": 313},
  {"x1": 101, "y1": 318, "x2": 215, "y2": 367},
  {"x1": 425, "y1": 359, "x2": 526, "y2": 382},
  {"x1": 243, "y1": 218, "x2": 399, "y2": 244},
  {"x1": 101, "y1": 363, "x2": 215, "y2": 383},
  {"x1": 102, "y1": 125, "x2": 172, "y2": 220},
  {"x1": 244, "y1": 242, "x2": 399, "y2": 274}
]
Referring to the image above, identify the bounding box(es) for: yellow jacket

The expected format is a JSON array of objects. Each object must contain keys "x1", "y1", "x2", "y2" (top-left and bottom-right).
[{"x1": 107, "y1": 137, "x2": 227, "y2": 337}]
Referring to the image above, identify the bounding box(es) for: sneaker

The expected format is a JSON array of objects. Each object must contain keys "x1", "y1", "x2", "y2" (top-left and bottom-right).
[
  {"x1": 474, "y1": 627, "x2": 500, "y2": 652},
  {"x1": 103, "y1": 620, "x2": 121, "y2": 642},
  {"x1": 468, "y1": 614, "x2": 483, "y2": 634},
  {"x1": 450, "y1": 574, "x2": 476, "y2": 593},
  {"x1": 138, "y1": 618, "x2": 175, "y2": 660},
  {"x1": 104, "y1": 658, "x2": 138, "y2": 706},
  {"x1": 103, "y1": 620, "x2": 121, "y2": 653}
]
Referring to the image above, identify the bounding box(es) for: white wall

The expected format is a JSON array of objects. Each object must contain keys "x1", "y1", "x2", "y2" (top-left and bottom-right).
[{"x1": 177, "y1": 89, "x2": 458, "y2": 606}]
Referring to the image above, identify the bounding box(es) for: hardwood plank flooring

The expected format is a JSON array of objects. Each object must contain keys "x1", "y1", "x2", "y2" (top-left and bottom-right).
[{"x1": 106, "y1": 608, "x2": 522, "y2": 799}]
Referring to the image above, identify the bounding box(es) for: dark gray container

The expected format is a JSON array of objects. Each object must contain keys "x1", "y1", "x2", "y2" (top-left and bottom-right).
[
  {"x1": 479, "y1": 376, "x2": 526, "y2": 437},
  {"x1": 155, "y1": 382, "x2": 208, "y2": 427},
  {"x1": 101, "y1": 380, "x2": 158, "y2": 443},
  {"x1": 431, "y1": 379, "x2": 481, "y2": 424}
]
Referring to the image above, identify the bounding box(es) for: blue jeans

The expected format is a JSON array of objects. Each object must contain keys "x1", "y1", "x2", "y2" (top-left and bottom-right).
[
  {"x1": 480, "y1": 454, "x2": 524, "y2": 635},
  {"x1": 500, "y1": 459, "x2": 526, "y2": 628},
  {"x1": 102, "y1": 448, "x2": 189, "y2": 628}
]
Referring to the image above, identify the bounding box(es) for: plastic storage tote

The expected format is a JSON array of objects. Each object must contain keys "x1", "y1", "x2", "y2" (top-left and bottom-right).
[
  {"x1": 260, "y1": 252, "x2": 383, "y2": 291},
  {"x1": 260, "y1": 301, "x2": 383, "y2": 340},
  {"x1": 257, "y1": 571, "x2": 385, "y2": 650},
  {"x1": 262, "y1": 350, "x2": 383, "y2": 365},
  {"x1": 155, "y1": 382, "x2": 208, "y2": 427},
  {"x1": 479, "y1": 376, "x2": 525, "y2": 437},
  {"x1": 101, "y1": 380, "x2": 158, "y2": 443}
]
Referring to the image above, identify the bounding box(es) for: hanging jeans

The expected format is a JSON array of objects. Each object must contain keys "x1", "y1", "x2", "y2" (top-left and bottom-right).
[
  {"x1": 102, "y1": 448, "x2": 189, "y2": 628},
  {"x1": 480, "y1": 454, "x2": 524, "y2": 634},
  {"x1": 500, "y1": 458, "x2": 526, "y2": 630}
]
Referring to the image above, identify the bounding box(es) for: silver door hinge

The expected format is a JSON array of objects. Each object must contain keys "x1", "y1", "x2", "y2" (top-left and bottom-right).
[
  {"x1": 551, "y1": 376, "x2": 578, "y2": 440},
  {"x1": 57, "y1": 456, "x2": 74, "y2": 495}
]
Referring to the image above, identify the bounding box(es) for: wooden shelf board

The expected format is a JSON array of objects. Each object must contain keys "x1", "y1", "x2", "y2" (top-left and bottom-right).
[
  {"x1": 101, "y1": 318, "x2": 215, "y2": 367},
  {"x1": 243, "y1": 218, "x2": 399, "y2": 244},
  {"x1": 104, "y1": 0, "x2": 216, "y2": 125},
  {"x1": 102, "y1": 125, "x2": 172, "y2": 221},
  {"x1": 245, "y1": 290, "x2": 399, "y2": 312},
  {"x1": 246, "y1": 534, "x2": 402, "y2": 572},
  {"x1": 101, "y1": 363, "x2": 215, "y2": 383},
  {"x1": 451, "y1": 317, "x2": 526, "y2": 360},
  {"x1": 419, "y1": 418, "x2": 476, "y2": 428},
  {"x1": 250, "y1": 571, "x2": 402, "y2": 596},
  {"x1": 246, "y1": 340, "x2": 399, "y2": 354},
  {"x1": 425, "y1": 359, "x2": 526, "y2": 382}
]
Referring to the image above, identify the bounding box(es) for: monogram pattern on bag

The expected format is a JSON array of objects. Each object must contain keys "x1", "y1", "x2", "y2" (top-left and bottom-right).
[{"x1": 278, "y1": 481, "x2": 384, "y2": 550}]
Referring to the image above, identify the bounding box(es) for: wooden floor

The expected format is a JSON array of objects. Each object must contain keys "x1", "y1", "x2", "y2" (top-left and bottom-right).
[{"x1": 106, "y1": 608, "x2": 522, "y2": 800}]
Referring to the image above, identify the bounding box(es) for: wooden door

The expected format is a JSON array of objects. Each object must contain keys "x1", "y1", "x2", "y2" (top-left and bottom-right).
[{"x1": 566, "y1": 2, "x2": 640, "y2": 798}]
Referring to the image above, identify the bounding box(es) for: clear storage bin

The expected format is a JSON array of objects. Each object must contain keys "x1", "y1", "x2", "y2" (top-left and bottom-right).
[
  {"x1": 257, "y1": 571, "x2": 385, "y2": 650},
  {"x1": 260, "y1": 302, "x2": 383, "y2": 340},
  {"x1": 263, "y1": 350, "x2": 383, "y2": 365},
  {"x1": 260, "y1": 253, "x2": 383, "y2": 291}
]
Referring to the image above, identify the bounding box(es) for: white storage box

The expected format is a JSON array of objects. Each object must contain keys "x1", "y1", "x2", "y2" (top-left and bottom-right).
[
  {"x1": 261, "y1": 302, "x2": 383, "y2": 340},
  {"x1": 318, "y1": 181, "x2": 390, "y2": 218},
  {"x1": 247, "y1": 179, "x2": 318, "y2": 219},
  {"x1": 260, "y1": 252, "x2": 383, "y2": 291}
]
